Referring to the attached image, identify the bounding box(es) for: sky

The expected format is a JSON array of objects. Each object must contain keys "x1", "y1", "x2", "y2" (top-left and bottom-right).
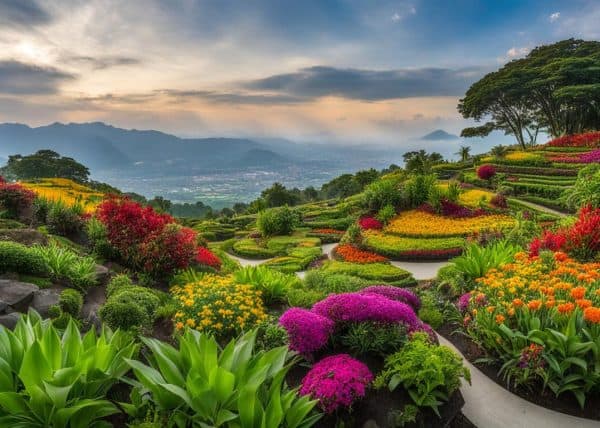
[{"x1": 0, "y1": 0, "x2": 598, "y2": 146}]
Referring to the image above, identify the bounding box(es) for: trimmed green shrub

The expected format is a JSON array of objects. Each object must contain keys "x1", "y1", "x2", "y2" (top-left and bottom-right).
[
  {"x1": 339, "y1": 321, "x2": 408, "y2": 357},
  {"x1": 106, "y1": 273, "x2": 134, "y2": 296},
  {"x1": 376, "y1": 204, "x2": 396, "y2": 225},
  {"x1": 0, "y1": 241, "x2": 49, "y2": 276},
  {"x1": 100, "y1": 286, "x2": 160, "y2": 332},
  {"x1": 362, "y1": 177, "x2": 403, "y2": 211},
  {"x1": 59, "y1": 288, "x2": 83, "y2": 317},
  {"x1": 319, "y1": 260, "x2": 412, "y2": 283},
  {"x1": 256, "y1": 319, "x2": 289, "y2": 351},
  {"x1": 418, "y1": 307, "x2": 444, "y2": 329},
  {"x1": 257, "y1": 205, "x2": 298, "y2": 236}
]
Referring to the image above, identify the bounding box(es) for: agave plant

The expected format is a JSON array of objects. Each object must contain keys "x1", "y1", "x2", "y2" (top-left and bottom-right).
[
  {"x1": 30, "y1": 244, "x2": 97, "y2": 290},
  {"x1": 234, "y1": 266, "x2": 301, "y2": 305},
  {"x1": 451, "y1": 240, "x2": 520, "y2": 283},
  {"x1": 125, "y1": 330, "x2": 321, "y2": 428},
  {"x1": 0, "y1": 311, "x2": 138, "y2": 427}
]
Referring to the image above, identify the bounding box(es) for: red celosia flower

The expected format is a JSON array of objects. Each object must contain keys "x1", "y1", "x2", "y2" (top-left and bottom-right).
[
  {"x1": 477, "y1": 164, "x2": 496, "y2": 180},
  {"x1": 196, "y1": 246, "x2": 222, "y2": 269},
  {"x1": 0, "y1": 177, "x2": 36, "y2": 219},
  {"x1": 358, "y1": 216, "x2": 382, "y2": 230},
  {"x1": 546, "y1": 131, "x2": 600, "y2": 148}
]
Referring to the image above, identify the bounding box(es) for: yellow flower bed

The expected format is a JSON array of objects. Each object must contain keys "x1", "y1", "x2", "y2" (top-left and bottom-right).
[
  {"x1": 385, "y1": 210, "x2": 515, "y2": 237},
  {"x1": 504, "y1": 151, "x2": 541, "y2": 161},
  {"x1": 172, "y1": 274, "x2": 267, "y2": 336},
  {"x1": 458, "y1": 189, "x2": 494, "y2": 208},
  {"x1": 21, "y1": 178, "x2": 104, "y2": 213}
]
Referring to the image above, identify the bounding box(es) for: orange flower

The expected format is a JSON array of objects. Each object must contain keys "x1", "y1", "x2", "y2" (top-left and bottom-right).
[
  {"x1": 545, "y1": 299, "x2": 555, "y2": 309},
  {"x1": 527, "y1": 300, "x2": 542, "y2": 311},
  {"x1": 495, "y1": 314, "x2": 506, "y2": 324},
  {"x1": 557, "y1": 302, "x2": 575, "y2": 314},
  {"x1": 570, "y1": 287, "x2": 586, "y2": 300},
  {"x1": 583, "y1": 307, "x2": 600, "y2": 324},
  {"x1": 554, "y1": 252, "x2": 569, "y2": 262},
  {"x1": 576, "y1": 299, "x2": 593, "y2": 309},
  {"x1": 512, "y1": 298, "x2": 524, "y2": 307},
  {"x1": 335, "y1": 244, "x2": 388, "y2": 264}
]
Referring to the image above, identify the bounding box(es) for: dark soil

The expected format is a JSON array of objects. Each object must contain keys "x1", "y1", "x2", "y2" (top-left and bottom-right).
[{"x1": 438, "y1": 322, "x2": 600, "y2": 421}]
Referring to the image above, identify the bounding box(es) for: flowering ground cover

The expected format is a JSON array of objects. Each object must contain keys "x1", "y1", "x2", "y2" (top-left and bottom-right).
[
  {"x1": 362, "y1": 231, "x2": 464, "y2": 260},
  {"x1": 334, "y1": 244, "x2": 388, "y2": 263},
  {"x1": 383, "y1": 210, "x2": 515, "y2": 238},
  {"x1": 545, "y1": 131, "x2": 600, "y2": 148},
  {"x1": 22, "y1": 178, "x2": 104, "y2": 213}
]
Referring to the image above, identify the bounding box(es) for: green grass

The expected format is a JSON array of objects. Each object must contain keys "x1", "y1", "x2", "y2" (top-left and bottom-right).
[
  {"x1": 18, "y1": 274, "x2": 53, "y2": 288},
  {"x1": 362, "y1": 234, "x2": 464, "y2": 258},
  {"x1": 319, "y1": 260, "x2": 412, "y2": 282}
]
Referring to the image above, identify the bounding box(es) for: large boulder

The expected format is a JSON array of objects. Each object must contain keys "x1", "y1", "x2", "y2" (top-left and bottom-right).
[
  {"x1": 0, "y1": 312, "x2": 21, "y2": 329},
  {"x1": 0, "y1": 280, "x2": 39, "y2": 312},
  {"x1": 94, "y1": 265, "x2": 111, "y2": 285},
  {"x1": 31, "y1": 288, "x2": 64, "y2": 318},
  {"x1": 0, "y1": 229, "x2": 48, "y2": 246}
]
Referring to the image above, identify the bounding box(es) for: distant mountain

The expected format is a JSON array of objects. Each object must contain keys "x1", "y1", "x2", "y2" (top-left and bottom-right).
[
  {"x1": 420, "y1": 129, "x2": 459, "y2": 141},
  {"x1": 0, "y1": 122, "x2": 270, "y2": 172},
  {"x1": 232, "y1": 149, "x2": 289, "y2": 168}
]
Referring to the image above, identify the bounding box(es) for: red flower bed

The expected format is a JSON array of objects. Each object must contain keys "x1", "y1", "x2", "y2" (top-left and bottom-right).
[
  {"x1": 196, "y1": 246, "x2": 222, "y2": 269},
  {"x1": 0, "y1": 176, "x2": 35, "y2": 219},
  {"x1": 546, "y1": 131, "x2": 600, "y2": 148},
  {"x1": 476, "y1": 164, "x2": 496, "y2": 180},
  {"x1": 335, "y1": 244, "x2": 387, "y2": 263},
  {"x1": 358, "y1": 216, "x2": 383, "y2": 230}
]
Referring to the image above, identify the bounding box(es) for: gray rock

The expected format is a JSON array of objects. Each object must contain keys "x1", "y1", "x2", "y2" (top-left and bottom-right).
[
  {"x1": 0, "y1": 280, "x2": 39, "y2": 312},
  {"x1": 94, "y1": 265, "x2": 110, "y2": 285},
  {"x1": 0, "y1": 229, "x2": 48, "y2": 246},
  {"x1": 31, "y1": 288, "x2": 63, "y2": 317},
  {"x1": 0, "y1": 301, "x2": 7, "y2": 314},
  {"x1": 82, "y1": 285, "x2": 106, "y2": 332},
  {"x1": 0, "y1": 312, "x2": 21, "y2": 329}
]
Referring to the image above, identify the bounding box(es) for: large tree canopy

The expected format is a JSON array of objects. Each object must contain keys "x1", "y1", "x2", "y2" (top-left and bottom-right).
[
  {"x1": 1, "y1": 150, "x2": 90, "y2": 182},
  {"x1": 459, "y1": 39, "x2": 600, "y2": 148}
]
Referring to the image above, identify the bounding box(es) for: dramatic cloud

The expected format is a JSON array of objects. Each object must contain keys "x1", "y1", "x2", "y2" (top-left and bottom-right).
[
  {"x1": 0, "y1": 0, "x2": 51, "y2": 28},
  {"x1": 244, "y1": 66, "x2": 486, "y2": 101},
  {"x1": 0, "y1": 61, "x2": 74, "y2": 95}
]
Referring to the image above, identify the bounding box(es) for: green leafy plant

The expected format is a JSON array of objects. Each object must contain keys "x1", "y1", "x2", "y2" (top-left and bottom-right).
[
  {"x1": 234, "y1": 265, "x2": 301, "y2": 305},
  {"x1": 59, "y1": 289, "x2": 83, "y2": 317},
  {"x1": 30, "y1": 244, "x2": 97, "y2": 290},
  {"x1": 0, "y1": 311, "x2": 138, "y2": 427},
  {"x1": 100, "y1": 286, "x2": 160, "y2": 332},
  {"x1": 450, "y1": 240, "x2": 520, "y2": 284},
  {"x1": 0, "y1": 241, "x2": 50, "y2": 276},
  {"x1": 339, "y1": 321, "x2": 408, "y2": 357},
  {"x1": 375, "y1": 333, "x2": 470, "y2": 416},
  {"x1": 376, "y1": 204, "x2": 396, "y2": 225},
  {"x1": 257, "y1": 206, "x2": 298, "y2": 237},
  {"x1": 125, "y1": 329, "x2": 321, "y2": 428}
]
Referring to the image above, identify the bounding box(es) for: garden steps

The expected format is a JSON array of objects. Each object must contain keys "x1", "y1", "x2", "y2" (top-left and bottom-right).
[{"x1": 437, "y1": 335, "x2": 599, "y2": 428}]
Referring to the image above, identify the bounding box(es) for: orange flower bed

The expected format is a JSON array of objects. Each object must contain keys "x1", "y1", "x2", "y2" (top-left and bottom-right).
[{"x1": 335, "y1": 244, "x2": 388, "y2": 264}]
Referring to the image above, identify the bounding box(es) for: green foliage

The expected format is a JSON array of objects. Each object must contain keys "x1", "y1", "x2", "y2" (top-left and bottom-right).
[
  {"x1": 257, "y1": 206, "x2": 298, "y2": 236},
  {"x1": 304, "y1": 270, "x2": 368, "y2": 295},
  {"x1": 3, "y1": 150, "x2": 90, "y2": 181},
  {"x1": 59, "y1": 289, "x2": 83, "y2": 317},
  {"x1": 404, "y1": 174, "x2": 438, "y2": 208},
  {"x1": 100, "y1": 286, "x2": 160, "y2": 332},
  {"x1": 286, "y1": 288, "x2": 325, "y2": 308},
  {"x1": 375, "y1": 333, "x2": 470, "y2": 416},
  {"x1": 256, "y1": 319, "x2": 289, "y2": 352},
  {"x1": 320, "y1": 260, "x2": 412, "y2": 283},
  {"x1": 339, "y1": 321, "x2": 408, "y2": 357},
  {"x1": 106, "y1": 273, "x2": 134, "y2": 297},
  {"x1": 0, "y1": 241, "x2": 50, "y2": 276},
  {"x1": 362, "y1": 177, "x2": 402, "y2": 211},
  {"x1": 562, "y1": 164, "x2": 600, "y2": 210},
  {"x1": 125, "y1": 330, "x2": 321, "y2": 428},
  {"x1": 30, "y1": 244, "x2": 97, "y2": 290},
  {"x1": 504, "y1": 212, "x2": 542, "y2": 248},
  {"x1": 46, "y1": 200, "x2": 83, "y2": 237},
  {"x1": 417, "y1": 307, "x2": 444, "y2": 329},
  {"x1": 0, "y1": 311, "x2": 138, "y2": 427},
  {"x1": 86, "y1": 217, "x2": 116, "y2": 259},
  {"x1": 0, "y1": 219, "x2": 25, "y2": 229},
  {"x1": 450, "y1": 241, "x2": 520, "y2": 285},
  {"x1": 234, "y1": 265, "x2": 301, "y2": 305},
  {"x1": 376, "y1": 204, "x2": 396, "y2": 225}
]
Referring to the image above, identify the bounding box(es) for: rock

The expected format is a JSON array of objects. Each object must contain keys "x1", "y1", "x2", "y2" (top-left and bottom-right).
[
  {"x1": 0, "y1": 280, "x2": 39, "y2": 312},
  {"x1": 0, "y1": 229, "x2": 48, "y2": 246},
  {"x1": 81, "y1": 285, "x2": 106, "y2": 332},
  {"x1": 0, "y1": 301, "x2": 7, "y2": 314},
  {"x1": 362, "y1": 421, "x2": 379, "y2": 428},
  {"x1": 94, "y1": 265, "x2": 110, "y2": 285},
  {"x1": 31, "y1": 288, "x2": 64, "y2": 317},
  {"x1": 0, "y1": 312, "x2": 21, "y2": 329}
]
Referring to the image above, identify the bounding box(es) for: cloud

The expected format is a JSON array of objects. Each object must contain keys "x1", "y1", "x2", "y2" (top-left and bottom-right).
[
  {"x1": 244, "y1": 66, "x2": 487, "y2": 101},
  {"x1": 549, "y1": 12, "x2": 560, "y2": 23},
  {"x1": 391, "y1": 13, "x2": 401, "y2": 22},
  {"x1": 62, "y1": 55, "x2": 141, "y2": 70},
  {"x1": 0, "y1": 0, "x2": 51, "y2": 28},
  {"x1": 506, "y1": 46, "x2": 530, "y2": 59},
  {"x1": 391, "y1": 5, "x2": 416, "y2": 23},
  {"x1": 0, "y1": 61, "x2": 74, "y2": 95}
]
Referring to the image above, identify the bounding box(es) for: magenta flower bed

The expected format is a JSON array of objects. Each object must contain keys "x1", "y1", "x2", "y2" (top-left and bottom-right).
[
  {"x1": 300, "y1": 354, "x2": 373, "y2": 413},
  {"x1": 312, "y1": 292, "x2": 419, "y2": 328},
  {"x1": 360, "y1": 285, "x2": 421, "y2": 311},
  {"x1": 279, "y1": 308, "x2": 334, "y2": 355},
  {"x1": 358, "y1": 216, "x2": 383, "y2": 230}
]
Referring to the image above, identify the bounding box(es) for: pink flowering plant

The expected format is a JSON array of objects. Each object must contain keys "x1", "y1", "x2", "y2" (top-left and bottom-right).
[
  {"x1": 279, "y1": 308, "x2": 334, "y2": 356},
  {"x1": 360, "y1": 285, "x2": 421, "y2": 311},
  {"x1": 300, "y1": 354, "x2": 373, "y2": 413}
]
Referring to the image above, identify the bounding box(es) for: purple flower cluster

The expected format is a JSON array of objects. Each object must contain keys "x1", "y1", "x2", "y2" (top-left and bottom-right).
[
  {"x1": 457, "y1": 292, "x2": 471, "y2": 313},
  {"x1": 579, "y1": 149, "x2": 600, "y2": 163},
  {"x1": 360, "y1": 285, "x2": 421, "y2": 311},
  {"x1": 312, "y1": 292, "x2": 419, "y2": 328},
  {"x1": 410, "y1": 321, "x2": 438, "y2": 344},
  {"x1": 279, "y1": 308, "x2": 334, "y2": 355},
  {"x1": 300, "y1": 354, "x2": 373, "y2": 413}
]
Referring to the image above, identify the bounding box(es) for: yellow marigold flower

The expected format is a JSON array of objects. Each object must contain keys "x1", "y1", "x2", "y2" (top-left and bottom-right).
[
  {"x1": 495, "y1": 314, "x2": 506, "y2": 324},
  {"x1": 583, "y1": 307, "x2": 600, "y2": 324},
  {"x1": 527, "y1": 300, "x2": 542, "y2": 311}
]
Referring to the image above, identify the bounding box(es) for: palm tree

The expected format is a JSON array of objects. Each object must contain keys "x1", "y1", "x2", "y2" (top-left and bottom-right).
[
  {"x1": 456, "y1": 145, "x2": 471, "y2": 162},
  {"x1": 490, "y1": 145, "x2": 508, "y2": 158}
]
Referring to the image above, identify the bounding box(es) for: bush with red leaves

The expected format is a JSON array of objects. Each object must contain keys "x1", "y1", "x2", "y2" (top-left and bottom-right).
[
  {"x1": 196, "y1": 246, "x2": 222, "y2": 270},
  {"x1": 490, "y1": 194, "x2": 508, "y2": 209},
  {"x1": 545, "y1": 131, "x2": 600, "y2": 148},
  {"x1": 529, "y1": 230, "x2": 567, "y2": 257},
  {"x1": 358, "y1": 216, "x2": 383, "y2": 230},
  {"x1": 476, "y1": 164, "x2": 496, "y2": 180},
  {"x1": 0, "y1": 176, "x2": 35, "y2": 219}
]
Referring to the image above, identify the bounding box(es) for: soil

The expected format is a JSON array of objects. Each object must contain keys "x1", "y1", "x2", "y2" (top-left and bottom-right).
[{"x1": 438, "y1": 322, "x2": 600, "y2": 421}]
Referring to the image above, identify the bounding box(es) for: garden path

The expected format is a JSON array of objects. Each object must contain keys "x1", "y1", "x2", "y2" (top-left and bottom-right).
[
  {"x1": 508, "y1": 198, "x2": 568, "y2": 218},
  {"x1": 437, "y1": 335, "x2": 599, "y2": 428},
  {"x1": 389, "y1": 261, "x2": 448, "y2": 280}
]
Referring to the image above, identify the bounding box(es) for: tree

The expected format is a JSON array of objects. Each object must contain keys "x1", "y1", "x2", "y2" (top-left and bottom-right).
[
  {"x1": 402, "y1": 150, "x2": 443, "y2": 174},
  {"x1": 261, "y1": 182, "x2": 300, "y2": 207},
  {"x1": 354, "y1": 169, "x2": 379, "y2": 188},
  {"x1": 459, "y1": 39, "x2": 600, "y2": 148},
  {"x1": 232, "y1": 202, "x2": 248, "y2": 214},
  {"x1": 455, "y1": 146, "x2": 471, "y2": 162},
  {"x1": 148, "y1": 196, "x2": 172, "y2": 213},
  {"x1": 2, "y1": 150, "x2": 90, "y2": 182},
  {"x1": 302, "y1": 186, "x2": 319, "y2": 201}
]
